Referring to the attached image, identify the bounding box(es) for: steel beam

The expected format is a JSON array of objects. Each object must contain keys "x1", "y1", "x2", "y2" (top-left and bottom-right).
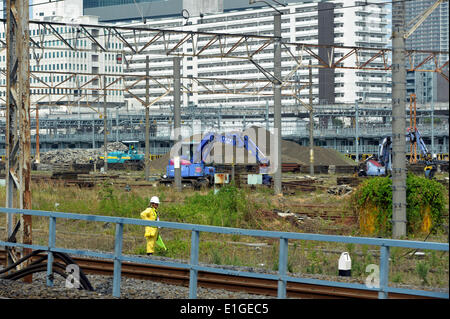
[
  {"x1": 145, "y1": 56, "x2": 150, "y2": 181},
  {"x1": 103, "y1": 75, "x2": 108, "y2": 172},
  {"x1": 309, "y1": 60, "x2": 314, "y2": 176},
  {"x1": 173, "y1": 57, "x2": 182, "y2": 191},
  {"x1": 0, "y1": 18, "x2": 446, "y2": 82},
  {"x1": 273, "y1": 13, "x2": 282, "y2": 195}
]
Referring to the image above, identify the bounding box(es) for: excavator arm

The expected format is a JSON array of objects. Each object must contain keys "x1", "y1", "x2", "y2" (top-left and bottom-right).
[
  {"x1": 406, "y1": 129, "x2": 430, "y2": 158},
  {"x1": 192, "y1": 131, "x2": 270, "y2": 165}
]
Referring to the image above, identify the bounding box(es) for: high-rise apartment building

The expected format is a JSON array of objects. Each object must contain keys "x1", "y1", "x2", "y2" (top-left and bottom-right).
[
  {"x1": 405, "y1": 0, "x2": 449, "y2": 103},
  {"x1": 0, "y1": 0, "x2": 393, "y2": 113},
  {"x1": 105, "y1": 0, "x2": 391, "y2": 110}
]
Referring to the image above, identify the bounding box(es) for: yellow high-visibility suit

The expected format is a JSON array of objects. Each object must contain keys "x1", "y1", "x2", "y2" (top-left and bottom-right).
[{"x1": 140, "y1": 207, "x2": 158, "y2": 254}]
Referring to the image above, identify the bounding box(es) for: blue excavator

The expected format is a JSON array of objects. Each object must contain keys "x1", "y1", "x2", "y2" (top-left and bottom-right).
[
  {"x1": 358, "y1": 129, "x2": 436, "y2": 179},
  {"x1": 160, "y1": 131, "x2": 271, "y2": 188}
]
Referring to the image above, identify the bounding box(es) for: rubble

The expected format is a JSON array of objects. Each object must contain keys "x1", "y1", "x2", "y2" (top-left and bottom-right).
[
  {"x1": 274, "y1": 209, "x2": 307, "y2": 223},
  {"x1": 327, "y1": 184, "x2": 353, "y2": 196},
  {"x1": 36, "y1": 142, "x2": 128, "y2": 166}
]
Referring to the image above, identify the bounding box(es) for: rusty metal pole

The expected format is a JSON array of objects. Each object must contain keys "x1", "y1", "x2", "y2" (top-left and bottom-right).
[
  {"x1": 309, "y1": 60, "x2": 314, "y2": 176},
  {"x1": 35, "y1": 104, "x2": 40, "y2": 164},
  {"x1": 173, "y1": 56, "x2": 182, "y2": 191},
  {"x1": 145, "y1": 56, "x2": 150, "y2": 181},
  {"x1": 5, "y1": 0, "x2": 32, "y2": 281}
]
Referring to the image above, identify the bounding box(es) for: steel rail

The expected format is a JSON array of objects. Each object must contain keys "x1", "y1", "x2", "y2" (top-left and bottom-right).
[{"x1": 0, "y1": 250, "x2": 438, "y2": 299}]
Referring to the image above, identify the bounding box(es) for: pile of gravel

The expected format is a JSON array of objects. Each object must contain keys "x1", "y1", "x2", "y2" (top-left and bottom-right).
[
  {"x1": 0, "y1": 253, "x2": 275, "y2": 299},
  {"x1": 150, "y1": 127, "x2": 356, "y2": 171},
  {"x1": 0, "y1": 271, "x2": 271, "y2": 299},
  {"x1": 1, "y1": 251, "x2": 447, "y2": 299}
]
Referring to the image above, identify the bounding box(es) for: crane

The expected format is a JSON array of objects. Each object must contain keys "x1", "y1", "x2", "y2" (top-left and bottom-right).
[{"x1": 404, "y1": 0, "x2": 448, "y2": 40}]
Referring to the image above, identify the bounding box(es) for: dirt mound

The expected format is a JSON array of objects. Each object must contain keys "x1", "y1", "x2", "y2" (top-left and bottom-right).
[
  {"x1": 150, "y1": 127, "x2": 355, "y2": 171},
  {"x1": 281, "y1": 139, "x2": 355, "y2": 166},
  {"x1": 151, "y1": 152, "x2": 171, "y2": 170},
  {"x1": 243, "y1": 126, "x2": 355, "y2": 166}
]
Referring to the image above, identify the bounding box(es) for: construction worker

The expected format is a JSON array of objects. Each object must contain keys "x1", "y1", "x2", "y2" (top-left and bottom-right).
[
  {"x1": 424, "y1": 153, "x2": 437, "y2": 180},
  {"x1": 140, "y1": 196, "x2": 160, "y2": 256}
]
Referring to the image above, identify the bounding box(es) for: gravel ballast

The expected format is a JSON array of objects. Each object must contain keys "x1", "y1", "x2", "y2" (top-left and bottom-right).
[
  {"x1": 0, "y1": 254, "x2": 274, "y2": 299},
  {"x1": 0, "y1": 274, "x2": 271, "y2": 299},
  {"x1": 1, "y1": 252, "x2": 446, "y2": 299}
]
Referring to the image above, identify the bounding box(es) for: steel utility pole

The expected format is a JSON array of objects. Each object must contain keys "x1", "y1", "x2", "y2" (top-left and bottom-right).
[
  {"x1": 173, "y1": 56, "x2": 182, "y2": 191},
  {"x1": 355, "y1": 100, "x2": 359, "y2": 164},
  {"x1": 5, "y1": 0, "x2": 32, "y2": 279},
  {"x1": 431, "y1": 83, "x2": 435, "y2": 156},
  {"x1": 36, "y1": 104, "x2": 40, "y2": 164},
  {"x1": 103, "y1": 75, "x2": 108, "y2": 173},
  {"x1": 273, "y1": 12, "x2": 282, "y2": 195},
  {"x1": 392, "y1": 1, "x2": 407, "y2": 238},
  {"x1": 145, "y1": 56, "x2": 150, "y2": 181},
  {"x1": 309, "y1": 60, "x2": 314, "y2": 176}
]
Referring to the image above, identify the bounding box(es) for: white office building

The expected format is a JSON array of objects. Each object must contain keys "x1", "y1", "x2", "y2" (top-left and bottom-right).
[{"x1": 0, "y1": 0, "x2": 125, "y2": 114}]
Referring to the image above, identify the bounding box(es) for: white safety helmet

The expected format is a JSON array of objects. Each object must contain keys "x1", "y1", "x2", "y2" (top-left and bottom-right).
[{"x1": 150, "y1": 196, "x2": 160, "y2": 205}]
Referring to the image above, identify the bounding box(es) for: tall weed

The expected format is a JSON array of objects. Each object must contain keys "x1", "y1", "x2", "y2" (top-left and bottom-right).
[{"x1": 163, "y1": 185, "x2": 250, "y2": 228}]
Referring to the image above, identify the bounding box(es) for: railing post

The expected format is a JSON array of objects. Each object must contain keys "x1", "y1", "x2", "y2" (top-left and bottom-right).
[
  {"x1": 112, "y1": 223, "x2": 123, "y2": 298},
  {"x1": 278, "y1": 237, "x2": 288, "y2": 298},
  {"x1": 46, "y1": 216, "x2": 56, "y2": 287},
  {"x1": 189, "y1": 229, "x2": 200, "y2": 299},
  {"x1": 379, "y1": 245, "x2": 390, "y2": 299}
]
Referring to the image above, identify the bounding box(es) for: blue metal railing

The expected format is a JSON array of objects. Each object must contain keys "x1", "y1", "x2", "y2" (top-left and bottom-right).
[{"x1": 0, "y1": 207, "x2": 448, "y2": 299}]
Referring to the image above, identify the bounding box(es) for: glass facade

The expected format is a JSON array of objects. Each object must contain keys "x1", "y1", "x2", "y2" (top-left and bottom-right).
[{"x1": 84, "y1": 0, "x2": 160, "y2": 9}]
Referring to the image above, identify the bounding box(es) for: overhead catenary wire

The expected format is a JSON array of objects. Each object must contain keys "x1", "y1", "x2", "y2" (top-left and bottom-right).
[
  {"x1": 0, "y1": 0, "x2": 422, "y2": 48},
  {"x1": 0, "y1": 0, "x2": 447, "y2": 62}
]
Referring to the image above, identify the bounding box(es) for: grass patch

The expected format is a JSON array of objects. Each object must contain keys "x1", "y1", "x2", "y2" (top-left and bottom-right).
[{"x1": 0, "y1": 172, "x2": 447, "y2": 289}]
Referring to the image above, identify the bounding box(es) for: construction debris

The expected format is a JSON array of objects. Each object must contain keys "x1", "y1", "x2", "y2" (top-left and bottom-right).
[
  {"x1": 327, "y1": 185, "x2": 353, "y2": 196},
  {"x1": 36, "y1": 142, "x2": 128, "y2": 167},
  {"x1": 274, "y1": 209, "x2": 307, "y2": 223}
]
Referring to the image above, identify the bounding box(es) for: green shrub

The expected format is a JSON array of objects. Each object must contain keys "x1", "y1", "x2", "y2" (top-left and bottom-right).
[
  {"x1": 350, "y1": 174, "x2": 446, "y2": 236},
  {"x1": 405, "y1": 174, "x2": 446, "y2": 234}
]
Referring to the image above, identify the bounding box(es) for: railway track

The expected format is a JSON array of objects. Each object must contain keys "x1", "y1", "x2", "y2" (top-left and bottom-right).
[
  {"x1": 0, "y1": 250, "x2": 437, "y2": 299},
  {"x1": 5, "y1": 171, "x2": 447, "y2": 192}
]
